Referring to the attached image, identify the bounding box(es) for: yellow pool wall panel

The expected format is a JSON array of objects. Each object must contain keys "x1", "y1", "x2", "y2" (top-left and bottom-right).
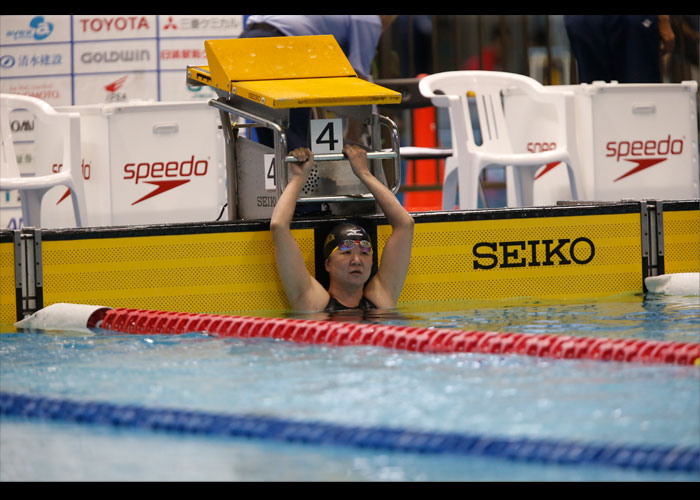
[
  {"x1": 40, "y1": 229, "x2": 315, "y2": 315},
  {"x1": 378, "y1": 212, "x2": 644, "y2": 304},
  {"x1": 663, "y1": 209, "x2": 700, "y2": 274},
  {"x1": 0, "y1": 240, "x2": 16, "y2": 325},
  {"x1": 39, "y1": 211, "x2": 646, "y2": 315}
]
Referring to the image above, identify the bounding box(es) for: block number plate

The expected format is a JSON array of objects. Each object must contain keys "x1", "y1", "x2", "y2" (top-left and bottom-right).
[
  {"x1": 264, "y1": 154, "x2": 276, "y2": 191},
  {"x1": 263, "y1": 119, "x2": 343, "y2": 191},
  {"x1": 310, "y1": 118, "x2": 343, "y2": 154}
]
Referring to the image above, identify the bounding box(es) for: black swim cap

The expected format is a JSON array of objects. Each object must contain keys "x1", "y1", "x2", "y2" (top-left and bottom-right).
[{"x1": 323, "y1": 222, "x2": 372, "y2": 259}]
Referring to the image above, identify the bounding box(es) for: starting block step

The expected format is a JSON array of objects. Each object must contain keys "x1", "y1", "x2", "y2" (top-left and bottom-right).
[{"x1": 191, "y1": 35, "x2": 401, "y2": 109}]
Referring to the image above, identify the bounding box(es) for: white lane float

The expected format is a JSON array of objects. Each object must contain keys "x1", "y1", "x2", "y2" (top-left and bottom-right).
[
  {"x1": 645, "y1": 273, "x2": 700, "y2": 296},
  {"x1": 14, "y1": 303, "x2": 111, "y2": 333}
]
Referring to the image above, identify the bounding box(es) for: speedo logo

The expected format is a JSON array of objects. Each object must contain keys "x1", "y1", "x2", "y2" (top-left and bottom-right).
[
  {"x1": 606, "y1": 135, "x2": 684, "y2": 182},
  {"x1": 472, "y1": 237, "x2": 595, "y2": 270},
  {"x1": 123, "y1": 155, "x2": 208, "y2": 205}
]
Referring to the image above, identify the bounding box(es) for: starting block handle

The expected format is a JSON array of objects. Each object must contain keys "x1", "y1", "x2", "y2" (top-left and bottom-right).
[
  {"x1": 379, "y1": 114, "x2": 401, "y2": 195},
  {"x1": 284, "y1": 150, "x2": 397, "y2": 162},
  {"x1": 283, "y1": 114, "x2": 402, "y2": 197}
]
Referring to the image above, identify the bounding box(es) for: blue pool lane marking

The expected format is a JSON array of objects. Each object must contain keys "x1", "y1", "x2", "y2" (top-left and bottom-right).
[{"x1": 1, "y1": 391, "x2": 698, "y2": 474}]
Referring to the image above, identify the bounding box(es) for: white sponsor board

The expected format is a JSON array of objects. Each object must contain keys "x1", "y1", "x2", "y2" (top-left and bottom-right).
[
  {"x1": 1, "y1": 14, "x2": 243, "y2": 105},
  {"x1": 72, "y1": 72, "x2": 158, "y2": 105},
  {"x1": 0, "y1": 77, "x2": 72, "y2": 106},
  {"x1": 156, "y1": 15, "x2": 243, "y2": 38},
  {"x1": 47, "y1": 101, "x2": 227, "y2": 227},
  {"x1": 73, "y1": 39, "x2": 158, "y2": 74},
  {"x1": 504, "y1": 81, "x2": 699, "y2": 204},
  {"x1": 72, "y1": 15, "x2": 157, "y2": 41},
  {"x1": 2, "y1": 14, "x2": 242, "y2": 228},
  {"x1": 1, "y1": 15, "x2": 71, "y2": 45},
  {"x1": 0, "y1": 43, "x2": 72, "y2": 78}
]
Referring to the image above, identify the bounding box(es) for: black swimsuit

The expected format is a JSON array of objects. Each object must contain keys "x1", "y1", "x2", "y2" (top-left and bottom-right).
[{"x1": 325, "y1": 296, "x2": 378, "y2": 312}]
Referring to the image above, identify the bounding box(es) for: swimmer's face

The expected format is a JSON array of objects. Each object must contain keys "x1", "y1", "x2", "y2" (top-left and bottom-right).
[{"x1": 325, "y1": 244, "x2": 372, "y2": 287}]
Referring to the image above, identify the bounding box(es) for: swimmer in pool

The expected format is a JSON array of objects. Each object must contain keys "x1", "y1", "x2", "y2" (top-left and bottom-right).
[{"x1": 270, "y1": 144, "x2": 414, "y2": 312}]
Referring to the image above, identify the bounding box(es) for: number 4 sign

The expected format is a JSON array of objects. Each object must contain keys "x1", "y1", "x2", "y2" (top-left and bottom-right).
[
  {"x1": 263, "y1": 154, "x2": 276, "y2": 191},
  {"x1": 264, "y1": 119, "x2": 343, "y2": 191},
  {"x1": 310, "y1": 118, "x2": 343, "y2": 154}
]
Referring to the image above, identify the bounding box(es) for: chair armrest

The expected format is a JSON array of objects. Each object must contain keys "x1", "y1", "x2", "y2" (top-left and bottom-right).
[{"x1": 1, "y1": 170, "x2": 73, "y2": 191}]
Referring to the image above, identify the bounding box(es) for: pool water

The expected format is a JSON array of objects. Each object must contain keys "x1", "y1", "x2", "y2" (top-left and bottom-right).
[{"x1": 1, "y1": 293, "x2": 698, "y2": 481}]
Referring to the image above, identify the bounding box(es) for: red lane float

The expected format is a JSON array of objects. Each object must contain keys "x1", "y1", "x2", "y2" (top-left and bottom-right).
[{"x1": 99, "y1": 308, "x2": 700, "y2": 366}]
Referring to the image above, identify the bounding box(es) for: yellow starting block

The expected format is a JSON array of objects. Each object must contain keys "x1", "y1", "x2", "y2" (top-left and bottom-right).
[
  {"x1": 186, "y1": 35, "x2": 402, "y2": 221},
  {"x1": 187, "y1": 35, "x2": 401, "y2": 108}
]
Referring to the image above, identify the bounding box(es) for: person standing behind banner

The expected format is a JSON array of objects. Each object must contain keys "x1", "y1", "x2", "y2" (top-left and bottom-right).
[
  {"x1": 239, "y1": 15, "x2": 396, "y2": 150},
  {"x1": 564, "y1": 15, "x2": 675, "y2": 84}
]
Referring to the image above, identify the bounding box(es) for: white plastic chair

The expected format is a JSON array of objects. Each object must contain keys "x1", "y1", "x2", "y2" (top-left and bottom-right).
[
  {"x1": 1, "y1": 93, "x2": 87, "y2": 227},
  {"x1": 418, "y1": 71, "x2": 582, "y2": 210}
]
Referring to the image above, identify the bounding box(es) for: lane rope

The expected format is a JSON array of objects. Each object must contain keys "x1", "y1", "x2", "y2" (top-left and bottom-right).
[
  {"x1": 97, "y1": 307, "x2": 700, "y2": 366},
  {"x1": 1, "y1": 391, "x2": 697, "y2": 474}
]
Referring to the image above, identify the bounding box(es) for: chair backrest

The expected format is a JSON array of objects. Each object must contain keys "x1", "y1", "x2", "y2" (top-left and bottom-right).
[
  {"x1": 1, "y1": 93, "x2": 81, "y2": 178},
  {"x1": 419, "y1": 71, "x2": 571, "y2": 156},
  {"x1": 1, "y1": 93, "x2": 86, "y2": 227}
]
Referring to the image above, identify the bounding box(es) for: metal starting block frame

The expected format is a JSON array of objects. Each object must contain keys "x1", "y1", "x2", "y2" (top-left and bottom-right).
[{"x1": 186, "y1": 35, "x2": 403, "y2": 220}]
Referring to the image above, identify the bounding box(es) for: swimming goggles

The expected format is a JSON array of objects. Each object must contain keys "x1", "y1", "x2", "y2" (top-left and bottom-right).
[{"x1": 332, "y1": 239, "x2": 373, "y2": 255}]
